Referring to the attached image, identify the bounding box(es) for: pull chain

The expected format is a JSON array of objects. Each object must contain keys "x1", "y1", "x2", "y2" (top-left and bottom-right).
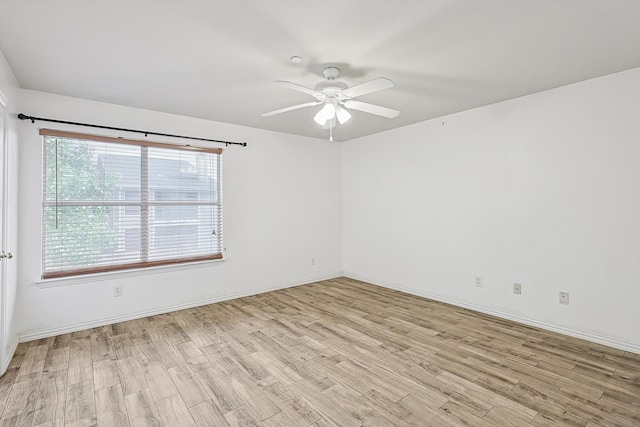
[{"x1": 329, "y1": 120, "x2": 334, "y2": 142}]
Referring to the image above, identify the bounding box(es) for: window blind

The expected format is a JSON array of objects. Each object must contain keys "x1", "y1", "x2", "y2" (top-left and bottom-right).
[{"x1": 41, "y1": 129, "x2": 223, "y2": 279}]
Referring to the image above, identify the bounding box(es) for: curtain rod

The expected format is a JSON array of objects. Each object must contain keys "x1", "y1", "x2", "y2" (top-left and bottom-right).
[{"x1": 18, "y1": 113, "x2": 247, "y2": 147}]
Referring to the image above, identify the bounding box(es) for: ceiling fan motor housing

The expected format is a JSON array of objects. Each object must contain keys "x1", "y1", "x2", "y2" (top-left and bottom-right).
[
  {"x1": 313, "y1": 67, "x2": 349, "y2": 100},
  {"x1": 314, "y1": 80, "x2": 348, "y2": 98}
]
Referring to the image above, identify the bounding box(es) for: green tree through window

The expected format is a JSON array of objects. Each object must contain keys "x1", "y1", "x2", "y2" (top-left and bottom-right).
[{"x1": 44, "y1": 138, "x2": 119, "y2": 269}]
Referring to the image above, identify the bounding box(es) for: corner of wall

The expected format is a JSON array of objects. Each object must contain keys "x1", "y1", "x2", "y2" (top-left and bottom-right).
[{"x1": 1, "y1": 336, "x2": 18, "y2": 375}]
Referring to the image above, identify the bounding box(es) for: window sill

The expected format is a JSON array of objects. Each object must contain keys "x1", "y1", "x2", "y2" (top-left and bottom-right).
[{"x1": 35, "y1": 258, "x2": 224, "y2": 288}]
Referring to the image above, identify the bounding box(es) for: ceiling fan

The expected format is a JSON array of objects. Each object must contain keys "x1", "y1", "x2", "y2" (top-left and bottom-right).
[{"x1": 262, "y1": 66, "x2": 399, "y2": 141}]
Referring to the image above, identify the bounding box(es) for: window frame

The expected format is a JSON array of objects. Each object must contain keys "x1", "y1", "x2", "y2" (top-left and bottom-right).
[{"x1": 40, "y1": 128, "x2": 223, "y2": 279}]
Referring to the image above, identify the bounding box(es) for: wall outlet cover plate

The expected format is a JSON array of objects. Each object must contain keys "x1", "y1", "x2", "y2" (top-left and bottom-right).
[{"x1": 559, "y1": 291, "x2": 569, "y2": 305}]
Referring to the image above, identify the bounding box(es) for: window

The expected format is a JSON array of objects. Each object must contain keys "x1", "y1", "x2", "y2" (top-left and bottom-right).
[{"x1": 41, "y1": 129, "x2": 223, "y2": 279}]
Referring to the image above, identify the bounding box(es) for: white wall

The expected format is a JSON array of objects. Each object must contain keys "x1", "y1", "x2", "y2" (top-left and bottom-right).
[
  {"x1": 17, "y1": 90, "x2": 343, "y2": 338},
  {"x1": 343, "y1": 68, "x2": 640, "y2": 352},
  {"x1": 0, "y1": 50, "x2": 19, "y2": 372}
]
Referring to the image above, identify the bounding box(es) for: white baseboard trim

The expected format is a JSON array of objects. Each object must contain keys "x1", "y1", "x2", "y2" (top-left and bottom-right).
[
  {"x1": 1, "y1": 336, "x2": 18, "y2": 375},
  {"x1": 344, "y1": 272, "x2": 640, "y2": 355},
  {"x1": 20, "y1": 272, "x2": 343, "y2": 343}
]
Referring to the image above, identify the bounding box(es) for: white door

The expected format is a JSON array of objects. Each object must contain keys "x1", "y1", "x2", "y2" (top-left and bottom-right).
[{"x1": 0, "y1": 90, "x2": 16, "y2": 375}]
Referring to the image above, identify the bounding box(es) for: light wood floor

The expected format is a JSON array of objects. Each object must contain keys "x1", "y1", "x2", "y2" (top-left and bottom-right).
[{"x1": 1, "y1": 277, "x2": 639, "y2": 427}]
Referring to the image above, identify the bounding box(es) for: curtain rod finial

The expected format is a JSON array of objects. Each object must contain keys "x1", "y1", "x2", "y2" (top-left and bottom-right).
[{"x1": 18, "y1": 113, "x2": 36, "y2": 123}]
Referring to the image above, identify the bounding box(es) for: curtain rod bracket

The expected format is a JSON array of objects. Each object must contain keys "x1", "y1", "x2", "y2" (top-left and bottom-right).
[{"x1": 18, "y1": 113, "x2": 247, "y2": 147}]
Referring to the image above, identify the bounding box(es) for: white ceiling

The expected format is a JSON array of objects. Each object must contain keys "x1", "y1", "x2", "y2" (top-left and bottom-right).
[{"x1": 1, "y1": 0, "x2": 639, "y2": 142}]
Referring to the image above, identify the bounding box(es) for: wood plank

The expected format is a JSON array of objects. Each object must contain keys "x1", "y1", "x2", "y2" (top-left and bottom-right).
[
  {"x1": 176, "y1": 341, "x2": 211, "y2": 373},
  {"x1": 0, "y1": 410, "x2": 34, "y2": 427},
  {"x1": 115, "y1": 357, "x2": 148, "y2": 396},
  {"x1": 93, "y1": 359, "x2": 120, "y2": 391},
  {"x1": 484, "y1": 406, "x2": 536, "y2": 427},
  {"x1": 155, "y1": 394, "x2": 197, "y2": 427},
  {"x1": 153, "y1": 339, "x2": 186, "y2": 369},
  {"x1": 361, "y1": 389, "x2": 413, "y2": 425},
  {"x1": 111, "y1": 334, "x2": 136, "y2": 360},
  {"x1": 32, "y1": 370, "x2": 66, "y2": 426},
  {"x1": 189, "y1": 400, "x2": 230, "y2": 427},
  {"x1": 261, "y1": 410, "x2": 297, "y2": 427},
  {"x1": 167, "y1": 365, "x2": 209, "y2": 408},
  {"x1": 16, "y1": 345, "x2": 49, "y2": 379},
  {"x1": 43, "y1": 347, "x2": 70, "y2": 373},
  {"x1": 160, "y1": 322, "x2": 191, "y2": 346},
  {"x1": 64, "y1": 379, "x2": 97, "y2": 427},
  {"x1": 141, "y1": 361, "x2": 178, "y2": 402},
  {"x1": 95, "y1": 384, "x2": 129, "y2": 427},
  {"x1": 67, "y1": 338, "x2": 93, "y2": 385},
  {"x1": 91, "y1": 332, "x2": 115, "y2": 362},
  {"x1": 123, "y1": 389, "x2": 162, "y2": 427},
  {"x1": 223, "y1": 405, "x2": 261, "y2": 427},
  {"x1": 194, "y1": 368, "x2": 244, "y2": 413},
  {"x1": 0, "y1": 377, "x2": 40, "y2": 420}
]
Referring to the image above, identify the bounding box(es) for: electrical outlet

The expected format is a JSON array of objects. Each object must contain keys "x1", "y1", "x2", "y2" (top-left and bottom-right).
[
  {"x1": 113, "y1": 285, "x2": 123, "y2": 297},
  {"x1": 513, "y1": 283, "x2": 522, "y2": 295},
  {"x1": 559, "y1": 291, "x2": 569, "y2": 305},
  {"x1": 475, "y1": 276, "x2": 483, "y2": 287},
  {"x1": 311, "y1": 258, "x2": 316, "y2": 266}
]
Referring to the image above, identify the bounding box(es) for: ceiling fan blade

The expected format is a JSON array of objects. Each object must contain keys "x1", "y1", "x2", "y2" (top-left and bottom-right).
[
  {"x1": 262, "y1": 101, "x2": 323, "y2": 117},
  {"x1": 274, "y1": 80, "x2": 322, "y2": 97},
  {"x1": 343, "y1": 100, "x2": 400, "y2": 118},
  {"x1": 342, "y1": 77, "x2": 394, "y2": 98}
]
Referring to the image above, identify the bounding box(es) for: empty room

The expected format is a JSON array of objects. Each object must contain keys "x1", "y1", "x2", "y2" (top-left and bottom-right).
[{"x1": 0, "y1": 0, "x2": 639, "y2": 426}]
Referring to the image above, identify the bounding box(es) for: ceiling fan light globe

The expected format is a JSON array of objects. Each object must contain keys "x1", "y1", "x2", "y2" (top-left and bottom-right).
[
  {"x1": 336, "y1": 106, "x2": 351, "y2": 124},
  {"x1": 313, "y1": 108, "x2": 328, "y2": 125},
  {"x1": 313, "y1": 103, "x2": 335, "y2": 125},
  {"x1": 323, "y1": 103, "x2": 336, "y2": 118}
]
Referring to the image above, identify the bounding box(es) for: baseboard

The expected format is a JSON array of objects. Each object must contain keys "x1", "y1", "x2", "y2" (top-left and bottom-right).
[
  {"x1": 344, "y1": 272, "x2": 640, "y2": 355},
  {"x1": 20, "y1": 272, "x2": 343, "y2": 342},
  {"x1": 1, "y1": 336, "x2": 18, "y2": 376}
]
